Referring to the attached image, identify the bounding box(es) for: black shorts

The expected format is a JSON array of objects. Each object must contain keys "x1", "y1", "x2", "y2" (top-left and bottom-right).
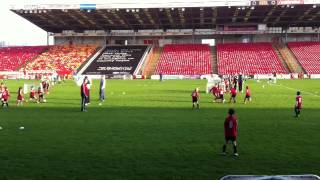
[
  {"x1": 231, "y1": 94, "x2": 236, "y2": 98},
  {"x1": 192, "y1": 97, "x2": 198, "y2": 103},
  {"x1": 220, "y1": 95, "x2": 224, "y2": 99},
  {"x1": 245, "y1": 95, "x2": 251, "y2": 99},
  {"x1": 225, "y1": 136, "x2": 237, "y2": 142}
]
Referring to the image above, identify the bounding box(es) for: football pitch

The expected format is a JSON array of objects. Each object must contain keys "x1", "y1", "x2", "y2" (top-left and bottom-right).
[{"x1": 0, "y1": 79, "x2": 319, "y2": 179}]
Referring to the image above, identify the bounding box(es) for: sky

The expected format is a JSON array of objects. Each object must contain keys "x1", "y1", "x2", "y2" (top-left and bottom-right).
[{"x1": 0, "y1": 1, "x2": 42, "y2": 45}]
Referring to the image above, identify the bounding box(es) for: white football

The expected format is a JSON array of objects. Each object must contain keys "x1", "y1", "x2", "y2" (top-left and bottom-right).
[{"x1": 19, "y1": 126, "x2": 25, "y2": 130}]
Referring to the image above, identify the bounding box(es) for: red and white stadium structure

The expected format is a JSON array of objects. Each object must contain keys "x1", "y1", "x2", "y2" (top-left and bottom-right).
[{"x1": 1, "y1": 0, "x2": 320, "y2": 80}]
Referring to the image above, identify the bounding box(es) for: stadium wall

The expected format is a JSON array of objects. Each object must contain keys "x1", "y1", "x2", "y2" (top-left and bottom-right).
[{"x1": 53, "y1": 34, "x2": 318, "y2": 46}]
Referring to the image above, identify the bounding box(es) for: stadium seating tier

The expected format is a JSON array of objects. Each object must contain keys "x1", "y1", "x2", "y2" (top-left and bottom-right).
[
  {"x1": 155, "y1": 44, "x2": 212, "y2": 75},
  {"x1": 0, "y1": 46, "x2": 47, "y2": 71},
  {"x1": 217, "y1": 43, "x2": 288, "y2": 75},
  {"x1": 287, "y1": 42, "x2": 320, "y2": 74},
  {"x1": 22, "y1": 45, "x2": 98, "y2": 75}
]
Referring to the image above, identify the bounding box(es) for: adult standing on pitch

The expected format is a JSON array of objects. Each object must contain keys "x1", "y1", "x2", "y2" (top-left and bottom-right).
[
  {"x1": 159, "y1": 72, "x2": 163, "y2": 82},
  {"x1": 99, "y1": 75, "x2": 106, "y2": 106},
  {"x1": 238, "y1": 73, "x2": 243, "y2": 93},
  {"x1": 295, "y1": 91, "x2": 302, "y2": 118},
  {"x1": 86, "y1": 77, "x2": 92, "y2": 105},
  {"x1": 222, "y1": 108, "x2": 238, "y2": 157},
  {"x1": 81, "y1": 76, "x2": 89, "y2": 112}
]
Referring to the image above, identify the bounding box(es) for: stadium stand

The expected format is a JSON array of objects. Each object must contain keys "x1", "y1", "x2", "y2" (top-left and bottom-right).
[
  {"x1": 287, "y1": 42, "x2": 320, "y2": 74},
  {"x1": 142, "y1": 47, "x2": 162, "y2": 77},
  {"x1": 154, "y1": 44, "x2": 212, "y2": 75},
  {"x1": 0, "y1": 46, "x2": 47, "y2": 71},
  {"x1": 23, "y1": 45, "x2": 98, "y2": 75},
  {"x1": 274, "y1": 43, "x2": 304, "y2": 74},
  {"x1": 217, "y1": 43, "x2": 288, "y2": 75}
]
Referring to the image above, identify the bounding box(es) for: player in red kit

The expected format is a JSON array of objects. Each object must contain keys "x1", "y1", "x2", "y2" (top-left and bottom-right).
[
  {"x1": 37, "y1": 87, "x2": 44, "y2": 103},
  {"x1": 221, "y1": 108, "x2": 238, "y2": 157},
  {"x1": 29, "y1": 86, "x2": 37, "y2": 102},
  {"x1": 229, "y1": 86, "x2": 237, "y2": 103},
  {"x1": 17, "y1": 87, "x2": 24, "y2": 106},
  {"x1": 295, "y1": 91, "x2": 302, "y2": 118},
  {"x1": 218, "y1": 87, "x2": 225, "y2": 103},
  {"x1": 244, "y1": 86, "x2": 251, "y2": 104},
  {"x1": 191, "y1": 88, "x2": 200, "y2": 109},
  {"x1": 209, "y1": 84, "x2": 218, "y2": 102},
  {"x1": 1, "y1": 86, "x2": 10, "y2": 108}
]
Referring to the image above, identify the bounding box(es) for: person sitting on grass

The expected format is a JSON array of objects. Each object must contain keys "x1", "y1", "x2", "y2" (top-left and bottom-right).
[
  {"x1": 221, "y1": 108, "x2": 239, "y2": 157},
  {"x1": 191, "y1": 88, "x2": 200, "y2": 110}
]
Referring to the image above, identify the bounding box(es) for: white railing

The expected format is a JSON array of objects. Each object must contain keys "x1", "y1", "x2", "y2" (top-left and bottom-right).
[{"x1": 134, "y1": 46, "x2": 151, "y2": 75}]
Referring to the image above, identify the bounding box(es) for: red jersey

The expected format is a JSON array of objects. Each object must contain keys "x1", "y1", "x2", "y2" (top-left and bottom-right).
[
  {"x1": 42, "y1": 81, "x2": 47, "y2": 89},
  {"x1": 81, "y1": 83, "x2": 89, "y2": 96},
  {"x1": 296, "y1": 95, "x2": 302, "y2": 109},
  {"x1": 38, "y1": 89, "x2": 43, "y2": 96},
  {"x1": 17, "y1": 90, "x2": 23, "y2": 100},
  {"x1": 2, "y1": 89, "x2": 10, "y2": 100},
  {"x1": 224, "y1": 115, "x2": 238, "y2": 137},
  {"x1": 246, "y1": 89, "x2": 251, "y2": 97},
  {"x1": 210, "y1": 86, "x2": 217, "y2": 95},
  {"x1": 191, "y1": 91, "x2": 199, "y2": 98},
  {"x1": 30, "y1": 90, "x2": 36, "y2": 98},
  {"x1": 231, "y1": 88, "x2": 237, "y2": 96}
]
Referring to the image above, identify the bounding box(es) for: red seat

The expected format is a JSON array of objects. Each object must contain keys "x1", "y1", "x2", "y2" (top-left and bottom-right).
[
  {"x1": 155, "y1": 44, "x2": 212, "y2": 75},
  {"x1": 288, "y1": 42, "x2": 320, "y2": 74},
  {"x1": 23, "y1": 45, "x2": 98, "y2": 75},
  {"x1": 217, "y1": 43, "x2": 288, "y2": 75},
  {"x1": 0, "y1": 46, "x2": 47, "y2": 71}
]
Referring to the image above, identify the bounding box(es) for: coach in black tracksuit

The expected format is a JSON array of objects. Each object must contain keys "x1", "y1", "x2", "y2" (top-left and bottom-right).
[{"x1": 238, "y1": 73, "x2": 243, "y2": 93}]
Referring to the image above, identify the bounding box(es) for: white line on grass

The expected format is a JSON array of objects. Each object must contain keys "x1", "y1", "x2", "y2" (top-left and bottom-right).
[{"x1": 274, "y1": 83, "x2": 320, "y2": 97}]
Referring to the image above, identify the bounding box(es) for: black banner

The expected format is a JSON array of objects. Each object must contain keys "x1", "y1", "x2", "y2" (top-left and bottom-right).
[{"x1": 83, "y1": 46, "x2": 148, "y2": 75}]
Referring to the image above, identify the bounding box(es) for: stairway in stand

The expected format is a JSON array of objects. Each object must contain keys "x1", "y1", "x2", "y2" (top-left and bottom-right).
[
  {"x1": 142, "y1": 47, "x2": 162, "y2": 78},
  {"x1": 273, "y1": 44, "x2": 305, "y2": 74},
  {"x1": 211, "y1": 46, "x2": 218, "y2": 74}
]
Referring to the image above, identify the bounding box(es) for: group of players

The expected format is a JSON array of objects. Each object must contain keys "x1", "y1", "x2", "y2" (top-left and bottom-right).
[
  {"x1": 191, "y1": 74, "x2": 251, "y2": 110},
  {"x1": 191, "y1": 74, "x2": 303, "y2": 157},
  {"x1": 0, "y1": 79, "x2": 50, "y2": 108}
]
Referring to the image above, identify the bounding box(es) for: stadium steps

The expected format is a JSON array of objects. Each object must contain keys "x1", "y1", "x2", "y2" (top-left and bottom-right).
[
  {"x1": 142, "y1": 47, "x2": 162, "y2": 78},
  {"x1": 273, "y1": 44, "x2": 305, "y2": 74},
  {"x1": 272, "y1": 45, "x2": 291, "y2": 73},
  {"x1": 210, "y1": 47, "x2": 218, "y2": 74}
]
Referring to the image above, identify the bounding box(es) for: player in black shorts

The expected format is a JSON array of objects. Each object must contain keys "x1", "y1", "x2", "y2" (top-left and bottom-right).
[{"x1": 191, "y1": 88, "x2": 200, "y2": 109}]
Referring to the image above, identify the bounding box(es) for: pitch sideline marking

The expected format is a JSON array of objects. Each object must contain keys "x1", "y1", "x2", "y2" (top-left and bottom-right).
[{"x1": 273, "y1": 83, "x2": 320, "y2": 97}]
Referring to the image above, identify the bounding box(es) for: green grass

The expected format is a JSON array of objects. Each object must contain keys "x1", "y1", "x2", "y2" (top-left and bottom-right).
[{"x1": 0, "y1": 79, "x2": 319, "y2": 179}]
